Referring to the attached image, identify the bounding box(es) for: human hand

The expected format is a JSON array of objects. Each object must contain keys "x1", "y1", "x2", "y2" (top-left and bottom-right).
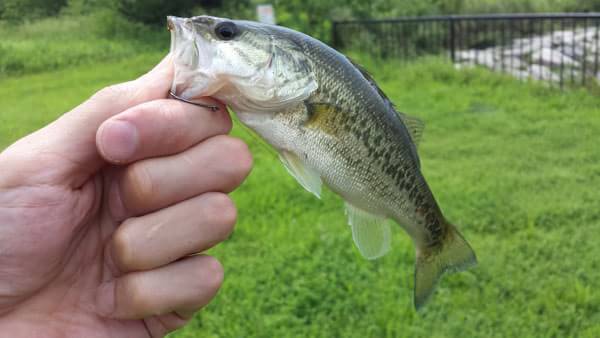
[{"x1": 0, "y1": 55, "x2": 252, "y2": 337}]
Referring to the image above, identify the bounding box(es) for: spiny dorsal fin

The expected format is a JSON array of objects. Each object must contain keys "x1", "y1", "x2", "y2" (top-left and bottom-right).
[
  {"x1": 347, "y1": 57, "x2": 425, "y2": 147},
  {"x1": 347, "y1": 57, "x2": 395, "y2": 109}
]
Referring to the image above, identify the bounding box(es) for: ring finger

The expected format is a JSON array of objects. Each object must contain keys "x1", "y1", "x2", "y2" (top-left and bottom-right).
[{"x1": 109, "y1": 192, "x2": 236, "y2": 273}]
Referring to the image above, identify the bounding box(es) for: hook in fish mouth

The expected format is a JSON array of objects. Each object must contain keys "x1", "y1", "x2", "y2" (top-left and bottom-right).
[{"x1": 169, "y1": 91, "x2": 220, "y2": 111}]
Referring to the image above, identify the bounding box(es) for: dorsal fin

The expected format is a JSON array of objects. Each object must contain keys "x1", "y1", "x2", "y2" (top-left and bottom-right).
[
  {"x1": 347, "y1": 58, "x2": 425, "y2": 147},
  {"x1": 397, "y1": 112, "x2": 425, "y2": 148}
]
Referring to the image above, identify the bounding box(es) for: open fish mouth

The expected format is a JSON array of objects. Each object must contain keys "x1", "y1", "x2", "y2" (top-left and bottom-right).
[
  {"x1": 168, "y1": 16, "x2": 196, "y2": 68},
  {"x1": 167, "y1": 16, "x2": 221, "y2": 103}
]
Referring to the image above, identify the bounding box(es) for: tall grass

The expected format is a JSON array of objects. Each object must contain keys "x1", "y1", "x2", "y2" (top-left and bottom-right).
[{"x1": 0, "y1": 11, "x2": 166, "y2": 77}]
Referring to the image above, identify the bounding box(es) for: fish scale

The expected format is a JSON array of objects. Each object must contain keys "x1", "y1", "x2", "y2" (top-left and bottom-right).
[{"x1": 168, "y1": 15, "x2": 477, "y2": 309}]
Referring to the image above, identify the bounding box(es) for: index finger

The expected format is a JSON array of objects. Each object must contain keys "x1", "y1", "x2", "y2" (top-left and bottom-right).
[{"x1": 96, "y1": 98, "x2": 230, "y2": 164}]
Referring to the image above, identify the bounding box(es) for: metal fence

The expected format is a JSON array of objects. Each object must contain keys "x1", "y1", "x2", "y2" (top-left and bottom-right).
[{"x1": 332, "y1": 13, "x2": 600, "y2": 88}]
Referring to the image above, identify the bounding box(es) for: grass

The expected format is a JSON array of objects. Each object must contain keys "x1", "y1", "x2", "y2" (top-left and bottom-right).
[
  {"x1": 1, "y1": 53, "x2": 600, "y2": 337},
  {"x1": 0, "y1": 13, "x2": 165, "y2": 77}
]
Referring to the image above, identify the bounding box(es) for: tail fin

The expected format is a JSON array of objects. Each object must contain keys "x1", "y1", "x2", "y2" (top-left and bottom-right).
[{"x1": 414, "y1": 222, "x2": 477, "y2": 310}]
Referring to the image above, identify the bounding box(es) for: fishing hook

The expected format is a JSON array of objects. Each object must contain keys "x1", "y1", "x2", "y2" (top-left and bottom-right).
[{"x1": 169, "y1": 91, "x2": 220, "y2": 111}]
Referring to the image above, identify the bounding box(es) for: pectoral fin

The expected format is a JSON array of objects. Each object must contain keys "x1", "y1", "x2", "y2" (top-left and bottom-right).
[
  {"x1": 345, "y1": 203, "x2": 392, "y2": 260},
  {"x1": 279, "y1": 151, "x2": 322, "y2": 198}
]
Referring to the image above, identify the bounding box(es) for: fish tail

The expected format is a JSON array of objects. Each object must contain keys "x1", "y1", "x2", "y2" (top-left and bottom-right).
[{"x1": 414, "y1": 220, "x2": 477, "y2": 310}]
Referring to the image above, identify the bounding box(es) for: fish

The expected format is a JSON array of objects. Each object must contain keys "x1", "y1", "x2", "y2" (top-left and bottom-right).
[{"x1": 167, "y1": 15, "x2": 477, "y2": 309}]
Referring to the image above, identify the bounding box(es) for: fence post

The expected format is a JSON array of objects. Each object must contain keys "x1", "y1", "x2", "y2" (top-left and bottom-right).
[
  {"x1": 449, "y1": 17, "x2": 456, "y2": 62},
  {"x1": 331, "y1": 21, "x2": 338, "y2": 49}
]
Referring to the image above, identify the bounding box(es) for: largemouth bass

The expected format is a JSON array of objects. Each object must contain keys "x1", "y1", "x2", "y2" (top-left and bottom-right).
[{"x1": 167, "y1": 15, "x2": 477, "y2": 309}]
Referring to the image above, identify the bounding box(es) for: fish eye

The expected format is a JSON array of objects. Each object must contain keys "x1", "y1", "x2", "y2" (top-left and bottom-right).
[{"x1": 214, "y1": 22, "x2": 238, "y2": 40}]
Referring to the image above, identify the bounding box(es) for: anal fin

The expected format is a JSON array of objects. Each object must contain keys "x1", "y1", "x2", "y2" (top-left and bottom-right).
[
  {"x1": 279, "y1": 151, "x2": 322, "y2": 198},
  {"x1": 345, "y1": 203, "x2": 392, "y2": 260}
]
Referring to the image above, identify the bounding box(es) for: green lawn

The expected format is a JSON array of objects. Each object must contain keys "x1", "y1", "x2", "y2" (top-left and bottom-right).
[{"x1": 1, "y1": 55, "x2": 599, "y2": 338}]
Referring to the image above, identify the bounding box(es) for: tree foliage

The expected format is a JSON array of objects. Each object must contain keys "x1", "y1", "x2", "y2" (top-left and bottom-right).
[
  {"x1": 117, "y1": 0, "x2": 197, "y2": 25},
  {"x1": 2, "y1": 0, "x2": 600, "y2": 39}
]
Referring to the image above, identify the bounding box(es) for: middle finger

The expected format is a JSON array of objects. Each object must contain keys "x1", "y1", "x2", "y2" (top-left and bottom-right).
[{"x1": 115, "y1": 135, "x2": 252, "y2": 217}]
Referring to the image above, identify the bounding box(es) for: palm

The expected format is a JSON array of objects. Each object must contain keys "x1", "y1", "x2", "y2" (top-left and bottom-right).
[{"x1": 0, "y1": 166, "x2": 155, "y2": 337}]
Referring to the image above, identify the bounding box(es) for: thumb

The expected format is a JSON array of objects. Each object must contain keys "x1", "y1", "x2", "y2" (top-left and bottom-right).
[{"x1": 0, "y1": 54, "x2": 173, "y2": 188}]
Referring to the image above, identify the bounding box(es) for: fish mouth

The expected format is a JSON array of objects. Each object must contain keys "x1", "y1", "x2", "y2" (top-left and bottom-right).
[
  {"x1": 167, "y1": 16, "x2": 215, "y2": 58},
  {"x1": 167, "y1": 16, "x2": 176, "y2": 32},
  {"x1": 168, "y1": 16, "x2": 220, "y2": 102},
  {"x1": 167, "y1": 16, "x2": 194, "y2": 65}
]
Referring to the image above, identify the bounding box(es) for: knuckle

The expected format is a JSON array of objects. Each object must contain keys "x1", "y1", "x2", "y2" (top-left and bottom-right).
[
  {"x1": 124, "y1": 275, "x2": 154, "y2": 314},
  {"x1": 0, "y1": 152, "x2": 19, "y2": 188},
  {"x1": 157, "y1": 100, "x2": 182, "y2": 125},
  {"x1": 127, "y1": 101, "x2": 151, "y2": 118},
  {"x1": 94, "y1": 83, "x2": 131, "y2": 103},
  {"x1": 134, "y1": 100, "x2": 189, "y2": 150},
  {"x1": 111, "y1": 220, "x2": 136, "y2": 270},
  {"x1": 122, "y1": 163, "x2": 154, "y2": 209},
  {"x1": 158, "y1": 102, "x2": 188, "y2": 148}
]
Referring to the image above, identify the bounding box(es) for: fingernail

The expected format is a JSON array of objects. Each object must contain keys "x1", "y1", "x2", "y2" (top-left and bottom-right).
[{"x1": 99, "y1": 120, "x2": 138, "y2": 163}]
